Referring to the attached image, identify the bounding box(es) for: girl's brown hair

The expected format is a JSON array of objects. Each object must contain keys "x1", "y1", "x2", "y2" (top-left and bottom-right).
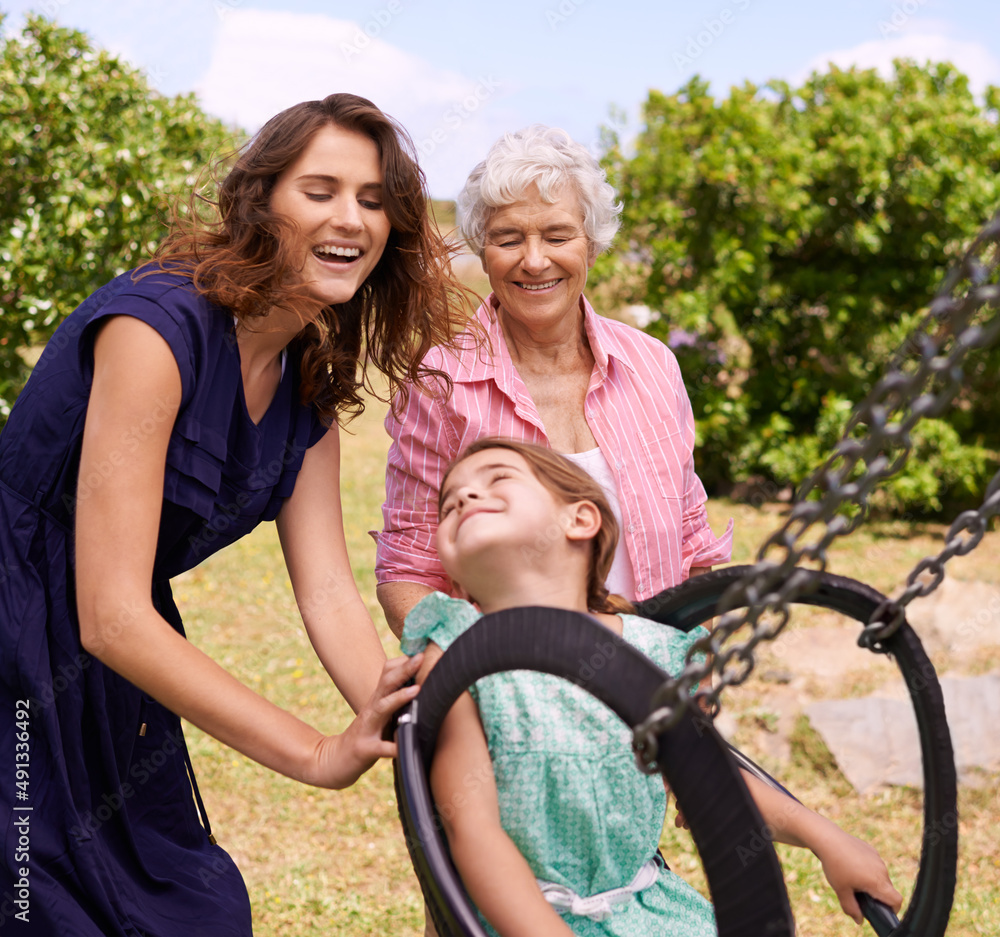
[
  {"x1": 150, "y1": 93, "x2": 477, "y2": 425},
  {"x1": 441, "y1": 437, "x2": 635, "y2": 615}
]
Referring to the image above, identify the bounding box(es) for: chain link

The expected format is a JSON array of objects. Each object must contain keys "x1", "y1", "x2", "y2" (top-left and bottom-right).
[
  {"x1": 860, "y1": 475, "x2": 1000, "y2": 650},
  {"x1": 634, "y1": 214, "x2": 1000, "y2": 771}
]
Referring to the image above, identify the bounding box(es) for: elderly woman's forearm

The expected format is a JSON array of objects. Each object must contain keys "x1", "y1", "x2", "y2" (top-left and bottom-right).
[{"x1": 377, "y1": 581, "x2": 436, "y2": 638}]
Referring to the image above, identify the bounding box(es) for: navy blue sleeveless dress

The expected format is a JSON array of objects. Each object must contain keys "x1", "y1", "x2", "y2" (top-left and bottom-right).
[{"x1": 0, "y1": 268, "x2": 326, "y2": 936}]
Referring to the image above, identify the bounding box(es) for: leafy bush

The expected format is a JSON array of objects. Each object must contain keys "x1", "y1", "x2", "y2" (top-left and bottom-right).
[
  {"x1": 596, "y1": 62, "x2": 1000, "y2": 515},
  {"x1": 0, "y1": 14, "x2": 237, "y2": 425},
  {"x1": 756, "y1": 396, "x2": 992, "y2": 514}
]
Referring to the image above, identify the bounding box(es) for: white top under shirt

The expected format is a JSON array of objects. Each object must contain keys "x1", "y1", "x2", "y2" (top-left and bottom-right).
[{"x1": 561, "y1": 447, "x2": 637, "y2": 600}]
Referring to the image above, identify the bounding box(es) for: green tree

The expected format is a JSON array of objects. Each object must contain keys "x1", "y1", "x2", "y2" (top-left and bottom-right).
[
  {"x1": 596, "y1": 62, "x2": 1000, "y2": 514},
  {"x1": 0, "y1": 14, "x2": 237, "y2": 424}
]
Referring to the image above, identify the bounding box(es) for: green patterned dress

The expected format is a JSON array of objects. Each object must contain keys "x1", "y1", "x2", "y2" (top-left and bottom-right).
[{"x1": 402, "y1": 593, "x2": 718, "y2": 937}]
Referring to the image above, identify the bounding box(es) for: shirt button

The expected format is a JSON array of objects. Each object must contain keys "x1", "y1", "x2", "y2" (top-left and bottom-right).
[
  {"x1": 636, "y1": 582, "x2": 644, "y2": 592},
  {"x1": 616, "y1": 461, "x2": 624, "y2": 470},
  {"x1": 627, "y1": 524, "x2": 636, "y2": 532}
]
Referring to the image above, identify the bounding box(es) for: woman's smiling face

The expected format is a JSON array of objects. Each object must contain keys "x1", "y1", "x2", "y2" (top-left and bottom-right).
[
  {"x1": 481, "y1": 183, "x2": 593, "y2": 333},
  {"x1": 269, "y1": 123, "x2": 392, "y2": 307}
]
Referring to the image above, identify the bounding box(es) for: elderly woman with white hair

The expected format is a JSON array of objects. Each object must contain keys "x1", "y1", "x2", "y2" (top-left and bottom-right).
[{"x1": 374, "y1": 125, "x2": 732, "y2": 636}]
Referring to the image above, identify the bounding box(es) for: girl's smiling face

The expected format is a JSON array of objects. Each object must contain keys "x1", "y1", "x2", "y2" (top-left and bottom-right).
[
  {"x1": 268, "y1": 123, "x2": 392, "y2": 308},
  {"x1": 436, "y1": 448, "x2": 573, "y2": 587}
]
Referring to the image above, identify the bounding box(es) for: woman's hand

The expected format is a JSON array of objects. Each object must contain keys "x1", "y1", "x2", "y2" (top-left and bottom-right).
[
  {"x1": 813, "y1": 827, "x2": 902, "y2": 924},
  {"x1": 303, "y1": 653, "x2": 423, "y2": 789}
]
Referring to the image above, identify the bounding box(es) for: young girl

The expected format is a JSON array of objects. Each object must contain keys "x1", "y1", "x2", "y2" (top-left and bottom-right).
[
  {"x1": 401, "y1": 437, "x2": 902, "y2": 936},
  {"x1": 0, "y1": 93, "x2": 474, "y2": 936}
]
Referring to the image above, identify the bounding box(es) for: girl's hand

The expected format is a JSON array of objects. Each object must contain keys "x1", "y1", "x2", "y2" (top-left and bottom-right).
[
  {"x1": 814, "y1": 828, "x2": 902, "y2": 924},
  {"x1": 304, "y1": 653, "x2": 423, "y2": 789},
  {"x1": 663, "y1": 781, "x2": 690, "y2": 830}
]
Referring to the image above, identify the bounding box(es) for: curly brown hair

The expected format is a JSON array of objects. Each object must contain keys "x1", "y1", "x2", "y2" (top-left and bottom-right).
[
  {"x1": 151, "y1": 93, "x2": 477, "y2": 425},
  {"x1": 440, "y1": 437, "x2": 635, "y2": 616}
]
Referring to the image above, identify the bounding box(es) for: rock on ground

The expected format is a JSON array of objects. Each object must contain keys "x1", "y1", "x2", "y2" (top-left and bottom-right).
[
  {"x1": 903, "y1": 577, "x2": 1000, "y2": 662},
  {"x1": 804, "y1": 673, "x2": 1000, "y2": 793}
]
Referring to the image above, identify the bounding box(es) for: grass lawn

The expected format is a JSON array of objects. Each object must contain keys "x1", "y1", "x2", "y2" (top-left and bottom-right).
[{"x1": 180, "y1": 392, "x2": 1000, "y2": 936}]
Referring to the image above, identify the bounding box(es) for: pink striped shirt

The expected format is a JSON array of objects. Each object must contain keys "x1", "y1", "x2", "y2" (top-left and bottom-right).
[{"x1": 374, "y1": 295, "x2": 733, "y2": 602}]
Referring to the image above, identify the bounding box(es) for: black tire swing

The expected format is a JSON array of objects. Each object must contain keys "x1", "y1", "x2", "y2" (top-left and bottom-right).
[
  {"x1": 394, "y1": 568, "x2": 957, "y2": 936},
  {"x1": 395, "y1": 605, "x2": 795, "y2": 937},
  {"x1": 635, "y1": 566, "x2": 958, "y2": 937}
]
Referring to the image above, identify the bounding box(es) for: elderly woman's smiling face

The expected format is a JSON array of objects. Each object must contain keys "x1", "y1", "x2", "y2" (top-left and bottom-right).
[{"x1": 482, "y1": 183, "x2": 593, "y2": 334}]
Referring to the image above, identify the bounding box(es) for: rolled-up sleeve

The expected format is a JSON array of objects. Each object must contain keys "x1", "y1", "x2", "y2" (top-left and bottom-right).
[
  {"x1": 373, "y1": 381, "x2": 455, "y2": 592},
  {"x1": 680, "y1": 475, "x2": 735, "y2": 575},
  {"x1": 672, "y1": 361, "x2": 734, "y2": 577}
]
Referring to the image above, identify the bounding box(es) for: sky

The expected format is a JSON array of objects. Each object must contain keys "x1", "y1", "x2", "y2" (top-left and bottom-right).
[{"x1": 3, "y1": 0, "x2": 1000, "y2": 197}]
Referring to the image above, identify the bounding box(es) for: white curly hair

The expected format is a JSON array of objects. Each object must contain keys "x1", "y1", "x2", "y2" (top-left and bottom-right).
[{"x1": 457, "y1": 125, "x2": 621, "y2": 262}]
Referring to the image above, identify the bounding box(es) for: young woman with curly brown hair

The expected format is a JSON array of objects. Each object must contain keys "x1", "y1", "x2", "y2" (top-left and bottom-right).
[{"x1": 0, "y1": 93, "x2": 471, "y2": 937}]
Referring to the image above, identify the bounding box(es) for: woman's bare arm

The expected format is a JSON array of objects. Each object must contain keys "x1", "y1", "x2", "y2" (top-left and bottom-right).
[
  {"x1": 75, "y1": 316, "x2": 419, "y2": 788},
  {"x1": 277, "y1": 424, "x2": 388, "y2": 712}
]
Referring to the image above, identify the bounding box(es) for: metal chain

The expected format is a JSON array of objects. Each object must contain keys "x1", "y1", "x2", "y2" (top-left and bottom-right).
[
  {"x1": 634, "y1": 213, "x2": 1000, "y2": 772},
  {"x1": 860, "y1": 471, "x2": 1000, "y2": 649}
]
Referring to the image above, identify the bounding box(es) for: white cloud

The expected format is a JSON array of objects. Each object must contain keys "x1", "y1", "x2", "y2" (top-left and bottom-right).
[
  {"x1": 795, "y1": 33, "x2": 1000, "y2": 94},
  {"x1": 194, "y1": 9, "x2": 514, "y2": 197}
]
